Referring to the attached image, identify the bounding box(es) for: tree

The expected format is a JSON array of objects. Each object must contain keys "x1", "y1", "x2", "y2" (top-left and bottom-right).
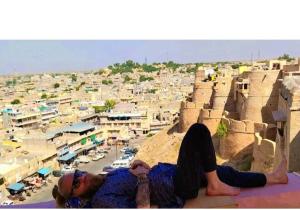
[
  {"x1": 41, "y1": 93, "x2": 48, "y2": 99},
  {"x1": 124, "y1": 75, "x2": 132, "y2": 83},
  {"x1": 71, "y1": 74, "x2": 77, "y2": 82},
  {"x1": 278, "y1": 54, "x2": 295, "y2": 62},
  {"x1": 231, "y1": 64, "x2": 240, "y2": 69},
  {"x1": 139, "y1": 75, "x2": 154, "y2": 82},
  {"x1": 5, "y1": 80, "x2": 16, "y2": 87},
  {"x1": 104, "y1": 99, "x2": 116, "y2": 111},
  {"x1": 102, "y1": 80, "x2": 113, "y2": 85},
  {"x1": 93, "y1": 106, "x2": 106, "y2": 113},
  {"x1": 216, "y1": 122, "x2": 228, "y2": 138},
  {"x1": 54, "y1": 83, "x2": 60, "y2": 88},
  {"x1": 11, "y1": 99, "x2": 21, "y2": 105},
  {"x1": 148, "y1": 89, "x2": 157, "y2": 94},
  {"x1": 142, "y1": 64, "x2": 159, "y2": 72}
]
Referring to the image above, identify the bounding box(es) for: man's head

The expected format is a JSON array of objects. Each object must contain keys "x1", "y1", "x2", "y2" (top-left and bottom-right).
[{"x1": 57, "y1": 169, "x2": 104, "y2": 200}]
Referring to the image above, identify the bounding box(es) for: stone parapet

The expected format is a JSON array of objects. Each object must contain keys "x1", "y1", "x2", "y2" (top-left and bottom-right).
[
  {"x1": 219, "y1": 117, "x2": 269, "y2": 159},
  {"x1": 178, "y1": 101, "x2": 201, "y2": 133},
  {"x1": 251, "y1": 133, "x2": 276, "y2": 173},
  {"x1": 198, "y1": 109, "x2": 223, "y2": 135},
  {"x1": 193, "y1": 81, "x2": 214, "y2": 89},
  {"x1": 200, "y1": 109, "x2": 223, "y2": 119},
  {"x1": 241, "y1": 70, "x2": 281, "y2": 97}
]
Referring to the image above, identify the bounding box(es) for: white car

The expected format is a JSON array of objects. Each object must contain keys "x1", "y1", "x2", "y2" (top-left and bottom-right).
[
  {"x1": 1, "y1": 200, "x2": 14, "y2": 206},
  {"x1": 120, "y1": 147, "x2": 130, "y2": 153},
  {"x1": 92, "y1": 154, "x2": 105, "y2": 161},
  {"x1": 120, "y1": 154, "x2": 134, "y2": 161},
  {"x1": 111, "y1": 159, "x2": 130, "y2": 169},
  {"x1": 97, "y1": 148, "x2": 108, "y2": 154},
  {"x1": 61, "y1": 165, "x2": 74, "y2": 173},
  {"x1": 78, "y1": 155, "x2": 90, "y2": 163}
]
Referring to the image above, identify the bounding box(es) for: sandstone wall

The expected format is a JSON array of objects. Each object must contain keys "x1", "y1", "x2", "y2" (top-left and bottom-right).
[
  {"x1": 212, "y1": 78, "x2": 236, "y2": 112},
  {"x1": 194, "y1": 70, "x2": 205, "y2": 83},
  {"x1": 275, "y1": 90, "x2": 300, "y2": 172},
  {"x1": 283, "y1": 64, "x2": 300, "y2": 72},
  {"x1": 236, "y1": 93, "x2": 246, "y2": 119},
  {"x1": 251, "y1": 133, "x2": 276, "y2": 173},
  {"x1": 178, "y1": 101, "x2": 201, "y2": 133},
  {"x1": 192, "y1": 81, "x2": 214, "y2": 107},
  {"x1": 240, "y1": 70, "x2": 281, "y2": 123},
  {"x1": 218, "y1": 117, "x2": 270, "y2": 159},
  {"x1": 288, "y1": 109, "x2": 300, "y2": 171},
  {"x1": 198, "y1": 109, "x2": 223, "y2": 135},
  {"x1": 134, "y1": 125, "x2": 182, "y2": 167}
]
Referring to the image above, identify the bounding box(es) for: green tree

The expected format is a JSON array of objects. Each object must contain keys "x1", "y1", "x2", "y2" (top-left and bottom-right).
[
  {"x1": 54, "y1": 83, "x2": 60, "y2": 88},
  {"x1": 71, "y1": 74, "x2": 77, "y2": 82},
  {"x1": 102, "y1": 80, "x2": 108, "y2": 85},
  {"x1": 216, "y1": 122, "x2": 228, "y2": 138},
  {"x1": 165, "y1": 61, "x2": 181, "y2": 71},
  {"x1": 148, "y1": 89, "x2": 157, "y2": 94},
  {"x1": 104, "y1": 99, "x2": 116, "y2": 111},
  {"x1": 41, "y1": 93, "x2": 48, "y2": 99},
  {"x1": 139, "y1": 75, "x2": 154, "y2": 82},
  {"x1": 142, "y1": 64, "x2": 159, "y2": 72},
  {"x1": 93, "y1": 106, "x2": 106, "y2": 113},
  {"x1": 278, "y1": 54, "x2": 295, "y2": 62},
  {"x1": 11, "y1": 99, "x2": 21, "y2": 105},
  {"x1": 231, "y1": 64, "x2": 240, "y2": 69},
  {"x1": 124, "y1": 75, "x2": 132, "y2": 83}
]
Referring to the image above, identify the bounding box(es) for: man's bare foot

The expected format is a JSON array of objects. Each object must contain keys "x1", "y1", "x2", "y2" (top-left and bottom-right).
[
  {"x1": 266, "y1": 157, "x2": 288, "y2": 184},
  {"x1": 206, "y1": 181, "x2": 240, "y2": 196}
]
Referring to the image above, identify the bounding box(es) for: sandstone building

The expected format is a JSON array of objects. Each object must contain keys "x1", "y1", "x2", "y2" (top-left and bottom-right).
[{"x1": 178, "y1": 59, "x2": 300, "y2": 173}]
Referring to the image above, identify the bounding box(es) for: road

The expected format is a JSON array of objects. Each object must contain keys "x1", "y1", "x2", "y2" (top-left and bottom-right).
[{"x1": 21, "y1": 136, "x2": 147, "y2": 205}]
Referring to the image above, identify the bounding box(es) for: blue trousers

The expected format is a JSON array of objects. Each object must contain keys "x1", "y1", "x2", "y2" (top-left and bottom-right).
[{"x1": 174, "y1": 123, "x2": 266, "y2": 199}]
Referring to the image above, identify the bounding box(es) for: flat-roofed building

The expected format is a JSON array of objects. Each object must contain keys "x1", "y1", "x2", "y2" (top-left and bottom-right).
[{"x1": 2, "y1": 108, "x2": 41, "y2": 129}]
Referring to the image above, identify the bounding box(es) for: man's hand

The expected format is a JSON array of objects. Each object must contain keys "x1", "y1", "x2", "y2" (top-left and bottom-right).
[
  {"x1": 129, "y1": 165, "x2": 149, "y2": 177},
  {"x1": 130, "y1": 161, "x2": 151, "y2": 208},
  {"x1": 130, "y1": 160, "x2": 151, "y2": 170}
]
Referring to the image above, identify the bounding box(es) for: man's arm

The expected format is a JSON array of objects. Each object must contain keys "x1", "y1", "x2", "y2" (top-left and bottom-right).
[
  {"x1": 136, "y1": 174, "x2": 150, "y2": 208},
  {"x1": 129, "y1": 165, "x2": 151, "y2": 208}
]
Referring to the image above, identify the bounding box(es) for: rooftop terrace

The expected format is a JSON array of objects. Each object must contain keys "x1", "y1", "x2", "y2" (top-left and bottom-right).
[{"x1": 1, "y1": 173, "x2": 300, "y2": 208}]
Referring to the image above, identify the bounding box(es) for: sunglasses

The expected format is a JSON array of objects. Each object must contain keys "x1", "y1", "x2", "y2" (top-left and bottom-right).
[{"x1": 69, "y1": 169, "x2": 87, "y2": 198}]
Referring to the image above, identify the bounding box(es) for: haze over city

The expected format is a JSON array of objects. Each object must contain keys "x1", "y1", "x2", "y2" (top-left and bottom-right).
[{"x1": 2, "y1": 40, "x2": 300, "y2": 75}]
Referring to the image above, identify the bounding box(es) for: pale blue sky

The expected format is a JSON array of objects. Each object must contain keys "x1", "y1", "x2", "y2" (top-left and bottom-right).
[{"x1": 1, "y1": 40, "x2": 300, "y2": 75}]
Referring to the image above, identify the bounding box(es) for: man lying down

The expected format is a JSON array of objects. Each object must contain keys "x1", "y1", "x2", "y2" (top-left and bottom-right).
[{"x1": 52, "y1": 123, "x2": 288, "y2": 208}]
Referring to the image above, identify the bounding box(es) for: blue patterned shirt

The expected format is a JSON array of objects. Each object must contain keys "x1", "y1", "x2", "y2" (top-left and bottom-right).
[{"x1": 91, "y1": 162, "x2": 184, "y2": 208}]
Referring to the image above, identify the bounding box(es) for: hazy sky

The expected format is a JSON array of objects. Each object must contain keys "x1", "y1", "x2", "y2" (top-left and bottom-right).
[{"x1": 1, "y1": 40, "x2": 300, "y2": 75}]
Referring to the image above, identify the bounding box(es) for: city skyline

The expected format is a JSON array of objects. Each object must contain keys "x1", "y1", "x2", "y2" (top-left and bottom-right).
[{"x1": 1, "y1": 40, "x2": 300, "y2": 75}]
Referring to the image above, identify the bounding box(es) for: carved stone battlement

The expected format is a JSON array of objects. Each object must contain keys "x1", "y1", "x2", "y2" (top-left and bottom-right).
[{"x1": 251, "y1": 133, "x2": 276, "y2": 173}]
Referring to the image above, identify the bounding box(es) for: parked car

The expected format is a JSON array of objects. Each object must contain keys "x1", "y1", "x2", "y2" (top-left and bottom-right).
[
  {"x1": 92, "y1": 154, "x2": 105, "y2": 161},
  {"x1": 102, "y1": 165, "x2": 114, "y2": 173},
  {"x1": 1, "y1": 200, "x2": 13, "y2": 206},
  {"x1": 53, "y1": 170, "x2": 64, "y2": 177},
  {"x1": 61, "y1": 166, "x2": 74, "y2": 173},
  {"x1": 87, "y1": 150, "x2": 96, "y2": 157},
  {"x1": 120, "y1": 154, "x2": 134, "y2": 161},
  {"x1": 111, "y1": 159, "x2": 130, "y2": 169},
  {"x1": 77, "y1": 156, "x2": 90, "y2": 163},
  {"x1": 97, "y1": 149, "x2": 108, "y2": 154},
  {"x1": 120, "y1": 147, "x2": 130, "y2": 153}
]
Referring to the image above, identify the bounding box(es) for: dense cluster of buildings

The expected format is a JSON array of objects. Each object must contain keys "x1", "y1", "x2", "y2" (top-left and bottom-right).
[{"x1": 0, "y1": 63, "x2": 194, "y2": 201}]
